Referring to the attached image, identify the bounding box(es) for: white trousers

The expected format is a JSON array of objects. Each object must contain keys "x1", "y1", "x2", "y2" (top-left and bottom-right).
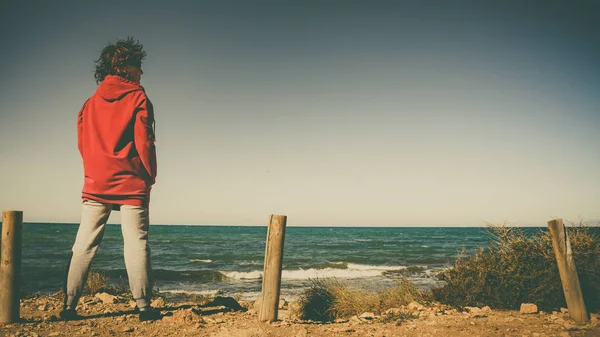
[{"x1": 65, "y1": 200, "x2": 152, "y2": 309}]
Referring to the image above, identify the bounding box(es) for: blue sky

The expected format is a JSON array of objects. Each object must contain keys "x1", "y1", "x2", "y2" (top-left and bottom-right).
[{"x1": 1, "y1": 0, "x2": 599, "y2": 226}]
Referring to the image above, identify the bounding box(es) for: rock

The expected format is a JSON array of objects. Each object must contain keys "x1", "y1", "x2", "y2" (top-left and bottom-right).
[
  {"x1": 205, "y1": 296, "x2": 245, "y2": 311},
  {"x1": 560, "y1": 307, "x2": 568, "y2": 314},
  {"x1": 407, "y1": 301, "x2": 424, "y2": 311},
  {"x1": 278, "y1": 299, "x2": 288, "y2": 309},
  {"x1": 563, "y1": 322, "x2": 578, "y2": 331},
  {"x1": 591, "y1": 313, "x2": 600, "y2": 326},
  {"x1": 95, "y1": 292, "x2": 117, "y2": 304},
  {"x1": 151, "y1": 297, "x2": 166, "y2": 308},
  {"x1": 385, "y1": 308, "x2": 402, "y2": 315},
  {"x1": 481, "y1": 306, "x2": 492, "y2": 313},
  {"x1": 253, "y1": 298, "x2": 262, "y2": 311},
  {"x1": 166, "y1": 308, "x2": 201, "y2": 324},
  {"x1": 238, "y1": 301, "x2": 252, "y2": 310},
  {"x1": 288, "y1": 301, "x2": 300, "y2": 313},
  {"x1": 520, "y1": 303, "x2": 538, "y2": 314},
  {"x1": 464, "y1": 306, "x2": 487, "y2": 318},
  {"x1": 359, "y1": 312, "x2": 375, "y2": 320},
  {"x1": 122, "y1": 326, "x2": 134, "y2": 333}
]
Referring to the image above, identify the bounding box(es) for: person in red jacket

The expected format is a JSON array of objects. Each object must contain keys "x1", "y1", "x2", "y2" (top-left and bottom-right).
[{"x1": 61, "y1": 37, "x2": 160, "y2": 321}]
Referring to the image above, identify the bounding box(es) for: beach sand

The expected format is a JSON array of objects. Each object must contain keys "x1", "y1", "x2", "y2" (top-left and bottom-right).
[{"x1": 1, "y1": 293, "x2": 598, "y2": 337}]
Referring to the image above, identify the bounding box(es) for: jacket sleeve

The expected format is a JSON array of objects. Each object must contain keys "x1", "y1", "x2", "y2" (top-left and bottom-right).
[
  {"x1": 134, "y1": 96, "x2": 157, "y2": 185},
  {"x1": 77, "y1": 99, "x2": 89, "y2": 157}
]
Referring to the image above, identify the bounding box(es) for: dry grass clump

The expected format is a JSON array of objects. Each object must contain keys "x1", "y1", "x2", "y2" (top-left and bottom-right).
[
  {"x1": 297, "y1": 277, "x2": 429, "y2": 322},
  {"x1": 83, "y1": 271, "x2": 165, "y2": 303},
  {"x1": 84, "y1": 271, "x2": 117, "y2": 295},
  {"x1": 432, "y1": 223, "x2": 600, "y2": 312}
]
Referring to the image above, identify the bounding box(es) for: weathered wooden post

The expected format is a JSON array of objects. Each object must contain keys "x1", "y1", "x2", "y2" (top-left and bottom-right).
[
  {"x1": 547, "y1": 218, "x2": 588, "y2": 323},
  {"x1": 0, "y1": 210, "x2": 23, "y2": 324},
  {"x1": 259, "y1": 214, "x2": 287, "y2": 322}
]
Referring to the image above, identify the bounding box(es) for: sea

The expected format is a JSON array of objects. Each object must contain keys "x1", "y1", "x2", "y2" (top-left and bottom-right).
[{"x1": 0, "y1": 223, "x2": 547, "y2": 301}]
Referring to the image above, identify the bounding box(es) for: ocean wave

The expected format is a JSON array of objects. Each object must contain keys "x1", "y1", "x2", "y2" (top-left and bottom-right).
[
  {"x1": 189, "y1": 259, "x2": 213, "y2": 263},
  {"x1": 221, "y1": 263, "x2": 426, "y2": 281},
  {"x1": 152, "y1": 269, "x2": 226, "y2": 282},
  {"x1": 222, "y1": 270, "x2": 262, "y2": 280},
  {"x1": 161, "y1": 289, "x2": 221, "y2": 296}
]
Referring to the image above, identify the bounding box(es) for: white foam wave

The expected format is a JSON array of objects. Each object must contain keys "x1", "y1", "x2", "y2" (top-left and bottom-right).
[
  {"x1": 222, "y1": 270, "x2": 263, "y2": 280},
  {"x1": 222, "y1": 263, "x2": 426, "y2": 281},
  {"x1": 189, "y1": 259, "x2": 213, "y2": 263},
  {"x1": 161, "y1": 289, "x2": 221, "y2": 296}
]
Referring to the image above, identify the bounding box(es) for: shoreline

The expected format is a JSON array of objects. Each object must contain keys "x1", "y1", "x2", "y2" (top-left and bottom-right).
[{"x1": 2, "y1": 292, "x2": 598, "y2": 337}]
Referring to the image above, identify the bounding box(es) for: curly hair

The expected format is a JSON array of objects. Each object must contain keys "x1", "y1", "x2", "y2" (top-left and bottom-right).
[{"x1": 94, "y1": 37, "x2": 147, "y2": 84}]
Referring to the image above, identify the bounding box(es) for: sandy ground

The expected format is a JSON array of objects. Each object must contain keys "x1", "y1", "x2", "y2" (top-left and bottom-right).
[{"x1": 1, "y1": 293, "x2": 599, "y2": 337}]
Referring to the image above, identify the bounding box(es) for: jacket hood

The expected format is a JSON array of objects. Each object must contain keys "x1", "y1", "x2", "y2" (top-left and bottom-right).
[{"x1": 97, "y1": 75, "x2": 144, "y2": 102}]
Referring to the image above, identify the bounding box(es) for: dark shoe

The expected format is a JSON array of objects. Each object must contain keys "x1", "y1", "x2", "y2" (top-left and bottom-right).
[
  {"x1": 139, "y1": 308, "x2": 161, "y2": 321},
  {"x1": 59, "y1": 308, "x2": 81, "y2": 321}
]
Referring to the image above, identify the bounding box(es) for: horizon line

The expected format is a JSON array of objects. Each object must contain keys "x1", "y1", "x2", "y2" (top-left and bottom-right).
[{"x1": 7, "y1": 221, "x2": 594, "y2": 228}]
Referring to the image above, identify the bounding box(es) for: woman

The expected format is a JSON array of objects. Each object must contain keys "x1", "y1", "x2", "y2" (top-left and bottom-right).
[{"x1": 61, "y1": 37, "x2": 159, "y2": 321}]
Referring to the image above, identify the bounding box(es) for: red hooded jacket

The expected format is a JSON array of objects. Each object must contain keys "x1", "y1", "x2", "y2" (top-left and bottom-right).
[{"x1": 77, "y1": 75, "x2": 157, "y2": 208}]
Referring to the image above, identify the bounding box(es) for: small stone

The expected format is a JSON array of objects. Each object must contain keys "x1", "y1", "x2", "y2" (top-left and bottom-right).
[
  {"x1": 122, "y1": 326, "x2": 134, "y2": 333},
  {"x1": 407, "y1": 301, "x2": 424, "y2": 311},
  {"x1": 278, "y1": 298, "x2": 288, "y2": 309},
  {"x1": 385, "y1": 308, "x2": 402, "y2": 315},
  {"x1": 520, "y1": 303, "x2": 538, "y2": 314},
  {"x1": 560, "y1": 307, "x2": 568, "y2": 314},
  {"x1": 465, "y1": 306, "x2": 487, "y2": 318},
  {"x1": 563, "y1": 322, "x2": 578, "y2": 331},
  {"x1": 288, "y1": 302, "x2": 300, "y2": 314},
  {"x1": 359, "y1": 312, "x2": 375, "y2": 320},
  {"x1": 481, "y1": 306, "x2": 492, "y2": 313},
  {"x1": 590, "y1": 313, "x2": 600, "y2": 326},
  {"x1": 253, "y1": 298, "x2": 262, "y2": 311},
  {"x1": 49, "y1": 331, "x2": 60, "y2": 336},
  {"x1": 95, "y1": 292, "x2": 117, "y2": 304},
  {"x1": 151, "y1": 297, "x2": 166, "y2": 308}
]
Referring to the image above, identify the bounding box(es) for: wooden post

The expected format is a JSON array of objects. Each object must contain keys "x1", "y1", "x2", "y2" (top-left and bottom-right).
[
  {"x1": 547, "y1": 219, "x2": 588, "y2": 323},
  {"x1": 259, "y1": 214, "x2": 287, "y2": 322},
  {"x1": 0, "y1": 210, "x2": 23, "y2": 324}
]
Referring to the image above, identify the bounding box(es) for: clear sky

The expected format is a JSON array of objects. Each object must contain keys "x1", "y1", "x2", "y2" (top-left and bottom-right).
[{"x1": 1, "y1": 0, "x2": 599, "y2": 226}]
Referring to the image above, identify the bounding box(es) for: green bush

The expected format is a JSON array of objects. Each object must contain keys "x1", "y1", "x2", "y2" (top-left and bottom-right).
[{"x1": 432, "y1": 224, "x2": 600, "y2": 312}]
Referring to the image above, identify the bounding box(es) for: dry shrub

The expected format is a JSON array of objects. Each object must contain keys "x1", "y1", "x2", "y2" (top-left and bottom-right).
[
  {"x1": 84, "y1": 271, "x2": 113, "y2": 295},
  {"x1": 297, "y1": 277, "x2": 429, "y2": 322},
  {"x1": 84, "y1": 271, "x2": 129, "y2": 296},
  {"x1": 432, "y1": 223, "x2": 600, "y2": 312}
]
